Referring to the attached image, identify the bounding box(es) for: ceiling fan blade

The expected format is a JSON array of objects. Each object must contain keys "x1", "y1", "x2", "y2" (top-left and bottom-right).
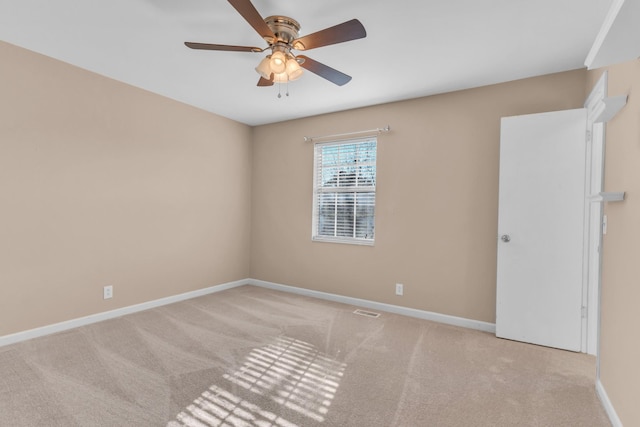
[
  {"x1": 185, "y1": 42, "x2": 262, "y2": 52},
  {"x1": 297, "y1": 55, "x2": 352, "y2": 86},
  {"x1": 293, "y1": 19, "x2": 366, "y2": 51},
  {"x1": 227, "y1": 0, "x2": 276, "y2": 41},
  {"x1": 257, "y1": 76, "x2": 274, "y2": 86}
]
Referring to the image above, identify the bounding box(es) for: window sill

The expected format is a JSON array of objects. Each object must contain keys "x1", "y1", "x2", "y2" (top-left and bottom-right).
[{"x1": 312, "y1": 236, "x2": 374, "y2": 246}]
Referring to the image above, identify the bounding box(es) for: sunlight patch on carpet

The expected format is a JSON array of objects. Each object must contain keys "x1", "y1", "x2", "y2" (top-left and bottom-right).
[{"x1": 169, "y1": 336, "x2": 346, "y2": 426}]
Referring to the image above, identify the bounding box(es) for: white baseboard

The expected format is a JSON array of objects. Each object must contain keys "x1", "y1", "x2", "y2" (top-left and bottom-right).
[
  {"x1": 596, "y1": 379, "x2": 623, "y2": 427},
  {"x1": 1, "y1": 278, "x2": 496, "y2": 348},
  {"x1": 0, "y1": 279, "x2": 248, "y2": 348},
  {"x1": 248, "y1": 278, "x2": 496, "y2": 333}
]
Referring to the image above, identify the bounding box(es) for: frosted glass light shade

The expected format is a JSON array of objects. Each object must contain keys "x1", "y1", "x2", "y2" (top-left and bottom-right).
[
  {"x1": 273, "y1": 72, "x2": 289, "y2": 83},
  {"x1": 285, "y1": 58, "x2": 303, "y2": 81},
  {"x1": 270, "y1": 51, "x2": 286, "y2": 74},
  {"x1": 255, "y1": 56, "x2": 271, "y2": 79}
]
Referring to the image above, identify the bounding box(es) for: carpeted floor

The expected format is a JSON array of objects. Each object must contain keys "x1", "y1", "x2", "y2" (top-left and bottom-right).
[{"x1": 0, "y1": 285, "x2": 610, "y2": 426}]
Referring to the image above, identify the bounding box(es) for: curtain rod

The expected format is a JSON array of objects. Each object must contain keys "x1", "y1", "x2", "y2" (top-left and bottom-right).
[{"x1": 303, "y1": 125, "x2": 391, "y2": 142}]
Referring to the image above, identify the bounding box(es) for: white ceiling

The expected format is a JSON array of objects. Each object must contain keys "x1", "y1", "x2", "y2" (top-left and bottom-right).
[{"x1": 0, "y1": 0, "x2": 612, "y2": 126}]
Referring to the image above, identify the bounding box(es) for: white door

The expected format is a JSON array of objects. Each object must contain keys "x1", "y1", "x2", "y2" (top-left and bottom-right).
[{"x1": 496, "y1": 108, "x2": 587, "y2": 352}]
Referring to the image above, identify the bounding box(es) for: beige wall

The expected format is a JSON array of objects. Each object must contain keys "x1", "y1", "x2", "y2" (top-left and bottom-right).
[
  {"x1": 251, "y1": 69, "x2": 587, "y2": 323},
  {"x1": 0, "y1": 41, "x2": 252, "y2": 336},
  {"x1": 588, "y1": 60, "x2": 640, "y2": 426}
]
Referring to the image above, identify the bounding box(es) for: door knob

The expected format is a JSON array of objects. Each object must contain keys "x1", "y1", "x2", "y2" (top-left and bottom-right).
[{"x1": 501, "y1": 234, "x2": 511, "y2": 243}]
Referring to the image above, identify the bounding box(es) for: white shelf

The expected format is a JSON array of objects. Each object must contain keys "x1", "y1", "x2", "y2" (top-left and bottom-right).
[
  {"x1": 594, "y1": 95, "x2": 628, "y2": 123},
  {"x1": 588, "y1": 192, "x2": 626, "y2": 203}
]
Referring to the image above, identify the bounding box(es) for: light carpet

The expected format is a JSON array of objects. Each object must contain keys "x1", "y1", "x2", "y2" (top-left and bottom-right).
[{"x1": 0, "y1": 285, "x2": 610, "y2": 426}]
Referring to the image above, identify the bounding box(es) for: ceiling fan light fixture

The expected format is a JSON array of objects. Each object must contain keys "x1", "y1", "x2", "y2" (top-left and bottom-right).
[
  {"x1": 285, "y1": 57, "x2": 303, "y2": 81},
  {"x1": 273, "y1": 72, "x2": 289, "y2": 83},
  {"x1": 270, "y1": 50, "x2": 286, "y2": 74},
  {"x1": 255, "y1": 56, "x2": 272, "y2": 79}
]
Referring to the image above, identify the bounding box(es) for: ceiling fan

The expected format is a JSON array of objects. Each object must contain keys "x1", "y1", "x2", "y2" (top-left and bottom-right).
[{"x1": 184, "y1": 0, "x2": 366, "y2": 88}]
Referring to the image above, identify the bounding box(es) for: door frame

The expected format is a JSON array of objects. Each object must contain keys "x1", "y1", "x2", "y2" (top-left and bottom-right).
[
  {"x1": 582, "y1": 71, "x2": 607, "y2": 356},
  {"x1": 583, "y1": 71, "x2": 628, "y2": 358}
]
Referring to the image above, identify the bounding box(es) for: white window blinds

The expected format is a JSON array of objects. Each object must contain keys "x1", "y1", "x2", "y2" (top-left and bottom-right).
[{"x1": 312, "y1": 137, "x2": 377, "y2": 244}]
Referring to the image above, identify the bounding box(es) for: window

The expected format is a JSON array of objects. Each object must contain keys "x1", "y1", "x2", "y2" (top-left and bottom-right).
[{"x1": 312, "y1": 137, "x2": 377, "y2": 245}]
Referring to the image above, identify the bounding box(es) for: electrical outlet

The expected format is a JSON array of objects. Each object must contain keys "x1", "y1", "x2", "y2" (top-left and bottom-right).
[
  {"x1": 103, "y1": 285, "x2": 113, "y2": 300},
  {"x1": 395, "y1": 283, "x2": 403, "y2": 296}
]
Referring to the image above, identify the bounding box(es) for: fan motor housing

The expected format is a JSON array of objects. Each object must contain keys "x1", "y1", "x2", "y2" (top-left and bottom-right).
[{"x1": 264, "y1": 16, "x2": 300, "y2": 44}]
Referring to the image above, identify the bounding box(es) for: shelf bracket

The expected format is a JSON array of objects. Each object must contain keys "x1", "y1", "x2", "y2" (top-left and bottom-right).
[
  {"x1": 594, "y1": 95, "x2": 627, "y2": 123},
  {"x1": 588, "y1": 191, "x2": 625, "y2": 203}
]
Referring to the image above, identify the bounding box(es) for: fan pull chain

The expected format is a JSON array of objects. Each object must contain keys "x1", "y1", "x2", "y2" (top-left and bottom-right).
[{"x1": 275, "y1": 80, "x2": 291, "y2": 98}]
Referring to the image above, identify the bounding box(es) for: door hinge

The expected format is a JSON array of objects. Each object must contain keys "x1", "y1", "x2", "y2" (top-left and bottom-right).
[
  {"x1": 581, "y1": 306, "x2": 587, "y2": 318},
  {"x1": 586, "y1": 129, "x2": 592, "y2": 143}
]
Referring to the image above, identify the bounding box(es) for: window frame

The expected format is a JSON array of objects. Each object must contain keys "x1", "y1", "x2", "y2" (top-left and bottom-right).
[{"x1": 311, "y1": 136, "x2": 377, "y2": 246}]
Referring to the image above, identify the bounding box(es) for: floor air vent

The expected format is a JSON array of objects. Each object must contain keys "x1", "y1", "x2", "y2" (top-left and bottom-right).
[{"x1": 353, "y1": 309, "x2": 381, "y2": 318}]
